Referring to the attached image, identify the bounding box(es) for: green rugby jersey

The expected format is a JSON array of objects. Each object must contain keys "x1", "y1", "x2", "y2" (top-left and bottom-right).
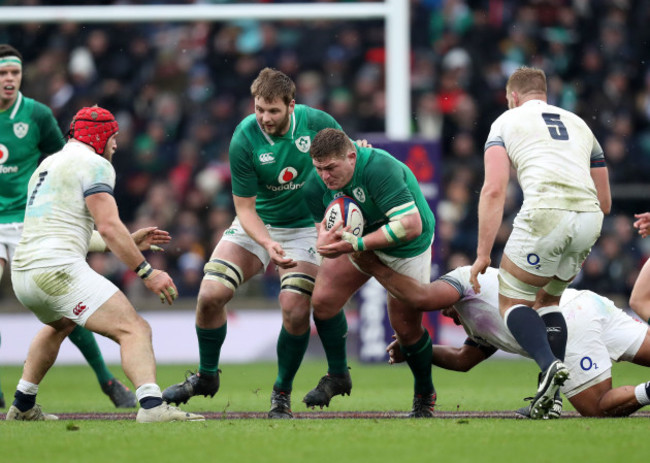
[
  {"x1": 304, "y1": 145, "x2": 436, "y2": 258},
  {"x1": 0, "y1": 93, "x2": 64, "y2": 223},
  {"x1": 229, "y1": 104, "x2": 341, "y2": 228}
]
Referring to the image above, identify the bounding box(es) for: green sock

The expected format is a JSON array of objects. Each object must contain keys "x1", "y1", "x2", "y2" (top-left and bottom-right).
[
  {"x1": 274, "y1": 326, "x2": 310, "y2": 391},
  {"x1": 197, "y1": 324, "x2": 227, "y2": 376},
  {"x1": 314, "y1": 311, "x2": 349, "y2": 375},
  {"x1": 401, "y1": 330, "x2": 434, "y2": 395},
  {"x1": 68, "y1": 325, "x2": 114, "y2": 385}
]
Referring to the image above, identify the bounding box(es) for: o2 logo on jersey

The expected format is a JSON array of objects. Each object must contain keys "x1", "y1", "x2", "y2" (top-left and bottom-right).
[
  {"x1": 527, "y1": 253, "x2": 541, "y2": 270},
  {"x1": 278, "y1": 167, "x2": 298, "y2": 184},
  {"x1": 295, "y1": 136, "x2": 311, "y2": 153},
  {"x1": 580, "y1": 356, "x2": 598, "y2": 371},
  {"x1": 0, "y1": 144, "x2": 8, "y2": 164}
]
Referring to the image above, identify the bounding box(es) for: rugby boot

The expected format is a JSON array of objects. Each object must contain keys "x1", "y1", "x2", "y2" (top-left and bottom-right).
[
  {"x1": 516, "y1": 384, "x2": 563, "y2": 419},
  {"x1": 136, "y1": 402, "x2": 205, "y2": 423},
  {"x1": 408, "y1": 392, "x2": 436, "y2": 418},
  {"x1": 6, "y1": 404, "x2": 58, "y2": 421},
  {"x1": 162, "y1": 370, "x2": 220, "y2": 405},
  {"x1": 303, "y1": 370, "x2": 352, "y2": 408},
  {"x1": 101, "y1": 378, "x2": 137, "y2": 408},
  {"x1": 529, "y1": 360, "x2": 569, "y2": 419},
  {"x1": 268, "y1": 387, "x2": 293, "y2": 419}
]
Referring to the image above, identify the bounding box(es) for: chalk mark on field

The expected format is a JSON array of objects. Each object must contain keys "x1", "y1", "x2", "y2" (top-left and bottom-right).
[{"x1": 3, "y1": 410, "x2": 650, "y2": 420}]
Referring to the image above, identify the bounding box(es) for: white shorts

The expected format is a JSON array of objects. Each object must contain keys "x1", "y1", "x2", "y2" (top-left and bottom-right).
[
  {"x1": 376, "y1": 245, "x2": 432, "y2": 283},
  {"x1": 504, "y1": 209, "x2": 603, "y2": 280},
  {"x1": 11, "y1": 260, "x2": 119, "y2": 326},
  {"x1": 220, "y1": 217, "x2": 320, "y2": 269},
  {"x1": 0, "y1": 222, "x2": 23, "y2": 262},
  {"x1": 561, "y1": 291, "x2": 647, "y2": 398}
]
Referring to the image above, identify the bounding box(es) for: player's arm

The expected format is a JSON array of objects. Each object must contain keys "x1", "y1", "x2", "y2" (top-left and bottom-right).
[
  {"x1": 233, "y1": 194, "x2": 296, "y2": 269},
  {"x1": 356, "y1": 205, "x2": 422, "y2": 251},
  {"x1": 88, "y1": 227, "x2": 170, "y2": 252},
  {"x1": 590, "y1": 166, "x2": 611, "y2": 215},
  {"x1": 352, "y1": 251, "x2": 461, "y2": 310},
  {"x1": 86, "y1": 192, "x2": 177, "y2": 304},
  {"x1": 470, "y1": 145, "x2": 510, "y2": 293},
  {"x1": 387, "y1": 337, "x2": 492, "y2": 371}
]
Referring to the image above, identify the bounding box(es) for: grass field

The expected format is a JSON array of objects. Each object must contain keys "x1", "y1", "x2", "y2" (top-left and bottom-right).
[{"x1": 2, "y1": 359, "x2": 650, "y2": 463}]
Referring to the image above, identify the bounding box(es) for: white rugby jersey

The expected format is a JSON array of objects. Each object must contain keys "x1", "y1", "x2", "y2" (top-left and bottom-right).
[
  {"x1": 12, "y1": 142, "x2": 115, "y2": 270},
  {"x1": 485, "y1": 99, "x2": 604, "y2": 212},
  {"x1": 439, "y1": 266, "x2": 623, "y2": 358}
]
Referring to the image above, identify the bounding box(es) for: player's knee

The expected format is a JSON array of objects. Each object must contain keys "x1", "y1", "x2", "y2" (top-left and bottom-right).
[
  {"x1": 198, "y1": 276, "x2": 235, "y2": 312},
  {"x1": 280, "y1": 272, "x2": 315, "y2": 298},
  {"x1": 203, "y1": 258, "x2": 243, "y2": 293}
]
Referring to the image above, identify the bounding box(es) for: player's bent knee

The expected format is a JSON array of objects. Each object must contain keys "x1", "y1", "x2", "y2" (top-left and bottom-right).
[
  {"x1": 203, "y1": 258, "x2": 243, "y2": 292},
  {"x1": 498, "y1": 268, "x2": 538, "y2": 301},
  {"x1": 280, "y1": 272, "x2": 315, "y2": 298}
]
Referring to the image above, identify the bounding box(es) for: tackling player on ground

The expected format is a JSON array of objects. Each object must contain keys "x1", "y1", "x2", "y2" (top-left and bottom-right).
[
  {"x1": 302, "y1": 128, "x2": 437, "y2": 417},
  {"x1": 6, "y1": 106, "x2": 202, "y2": 422},
  {"x1": 470, "y1": 66, "x2": 611, "y2": 419},
  {"x1": 0, "y1": 44, "x2": 136, "y2": 409},
  {"x1": 354, "y1": 252, "x2": 650, "y2": 418}
]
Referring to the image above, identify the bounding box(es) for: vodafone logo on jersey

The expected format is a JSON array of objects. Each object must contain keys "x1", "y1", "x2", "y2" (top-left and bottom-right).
[
  {"x1": 0, "y1": 144, "x2": 8, "y2": 164},
  {"x1": 278, "y1": 167, "x2": 298, "y2": 184}
]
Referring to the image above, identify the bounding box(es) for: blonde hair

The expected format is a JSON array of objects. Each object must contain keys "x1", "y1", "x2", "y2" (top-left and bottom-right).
[{"x1": 506, "y1": 67, "x2": 547, "y2": 97}]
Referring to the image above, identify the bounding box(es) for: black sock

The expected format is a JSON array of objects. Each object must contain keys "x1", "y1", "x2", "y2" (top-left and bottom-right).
[
  {"x1": 541, "y1": 311, "x2": 567, "y2": 361},
  {"x1": 13, "y1": 390, "x2": 36, "y2": 412},
  {"x1": 505, "y1": 305, "x2": 556, "y2": 372},
  {"x1": 139, "y1": 396, "x2": 163, "y2": 409}
]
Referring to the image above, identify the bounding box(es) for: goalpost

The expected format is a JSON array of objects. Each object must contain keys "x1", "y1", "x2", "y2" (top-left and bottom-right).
[{"x1": 0, "y1": 0, "x2": 411, "y2": 140}]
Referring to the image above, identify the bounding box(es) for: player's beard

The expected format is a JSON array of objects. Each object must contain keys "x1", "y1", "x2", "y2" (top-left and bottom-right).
[{"x1": 263, "y1": 111, "x2": 291, "y2": 136}]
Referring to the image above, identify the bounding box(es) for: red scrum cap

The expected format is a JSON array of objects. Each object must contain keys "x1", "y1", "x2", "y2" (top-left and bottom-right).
[{"x1": 68, "y1": 106, "x2": 119, "y2": 154}]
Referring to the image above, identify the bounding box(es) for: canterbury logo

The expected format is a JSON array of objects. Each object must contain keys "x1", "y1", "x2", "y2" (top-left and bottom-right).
[
  {"x1": 73, "y1": 302, "x2": 87, "y2": 316},
  {"x1": 259, "y1": 152, "x2": 275, "y2": 164}
]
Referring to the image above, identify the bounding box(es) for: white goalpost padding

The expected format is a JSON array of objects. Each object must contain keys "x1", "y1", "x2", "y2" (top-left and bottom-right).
[{"x1": 0, "y1": 0, "x2": 411, "y2": 139}]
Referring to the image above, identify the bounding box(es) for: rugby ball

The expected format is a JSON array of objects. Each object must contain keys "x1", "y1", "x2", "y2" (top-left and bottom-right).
[{"x1": 324, "y1": 196, "x2": 364, "y2": 237}]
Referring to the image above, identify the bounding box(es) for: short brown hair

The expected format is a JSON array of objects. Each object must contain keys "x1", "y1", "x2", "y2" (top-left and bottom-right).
[
  {"x1": 506, "y1": 66, "x2": 547, "y2": 97},
  {"x1": 310, "y1": 128, "x2": 353, "y2": 161},
  {"x1": 0, "y1": 44, "x2": 22, "y2": 61},
  {"x1": 250, "y1": 67, "x2": 295, "y2": 106}
]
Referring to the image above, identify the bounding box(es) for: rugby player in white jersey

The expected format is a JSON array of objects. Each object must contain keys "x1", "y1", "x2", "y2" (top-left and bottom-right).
[
  {"x1": 354, "y1": 252, "x2": 650, "y2": 418},
  {"x1": 469, "y1": 67, "x2": 611, "y2": 418},
  {"x1": 6, "y1": 106, "x2": 203, "y2": 423}
]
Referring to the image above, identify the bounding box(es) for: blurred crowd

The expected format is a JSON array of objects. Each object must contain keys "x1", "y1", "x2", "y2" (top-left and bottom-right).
[{"x1": 1, "y1": 0, "x2": 649, "y2": 304}]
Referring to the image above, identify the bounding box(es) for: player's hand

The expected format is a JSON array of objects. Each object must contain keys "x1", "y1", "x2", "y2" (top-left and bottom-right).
[
  {"x1": 355, "y1": 139, "x2": 372, "y2": 148},
  {"x1": 266, "y1": 241, "x2": 297, "y2": 269},
  {"x1": 350, "y1": 250, "x2": 383, "y2": 273},
  {"x1": 132, "y1": 227, "x2": 171, "y2": 252},
  {"x1": 469, "y1": 255, "x2": 490, "y2": 293},
  {"x1": 317, "y1": 218, "x2": 344, "y2": 248},
  {"x1": 386, "y1": 335, "x2": 405, "y2": 364},
  {"x1": 143, "y1": 269, "x2": 178, "y2": 305},
  {"x1": 634, "y1": 212, "x2": 650, "y2": 238}
]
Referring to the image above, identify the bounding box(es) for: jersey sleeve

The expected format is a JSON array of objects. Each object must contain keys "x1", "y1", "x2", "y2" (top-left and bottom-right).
[
  {"x1": 590, "y1": 136, "x2": 606, "y2": 168},
  {"x1": 438, "y1": 266, "x2": 472, "y2": 298},
  {"x1": 364, "y1": 153, "x2": 416, "y2": 219},
  {"x1": 303, "y1": 170, "x2": 328, "y2": 222},
  {"x1": 33, "y1": 102, "x2": 65, "y2": 155},
  {"x1": 484, "y1": 112, "x2": 507, "y2": 151},
  {"x1": 81, "y1": 156, "x2": 116, "y2": 197},
  {"x1": 307, "y1": 107, "x2": 343, "y2": 132},
  {"x1": 229, "y1": 127, "x2": 258, "y2": 198}
]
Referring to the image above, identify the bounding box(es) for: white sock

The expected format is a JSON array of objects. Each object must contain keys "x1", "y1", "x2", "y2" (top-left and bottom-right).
[
  {"x1": 17, "y1": 379, "x2": 39, "y2": 395},
  {"x1": 136, "y1": 383, "x2": 162, "y2": 402},
  {"x1": 634, "y1": 382, "x2": 650, "y2": 405}
]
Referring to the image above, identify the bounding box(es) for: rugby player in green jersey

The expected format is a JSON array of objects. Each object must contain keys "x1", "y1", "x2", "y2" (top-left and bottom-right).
[
  {"x1": 0, "y1": 44, "x2": 136, "y2": 408},
  {"x1": 163, "y1": 68, "x2": 368, "y2": 418},
  {"x1": 303, "y1": 128, "x2": 437, "y2": 417}
]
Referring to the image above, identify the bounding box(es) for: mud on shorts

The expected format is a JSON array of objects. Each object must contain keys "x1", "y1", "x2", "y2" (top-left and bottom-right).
[
  {"x1": 11, "y1": 259, "x2": 119, "y2": 326},
  {"x1": 220, "y1": 217, "x2": 320, "y2": 269},
  {"x1": 504, "y1": 209, "x2": 603, "y2": 280},
  {"x1": 562, "y1": 305, "x2": 647, "y2": 398}
]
